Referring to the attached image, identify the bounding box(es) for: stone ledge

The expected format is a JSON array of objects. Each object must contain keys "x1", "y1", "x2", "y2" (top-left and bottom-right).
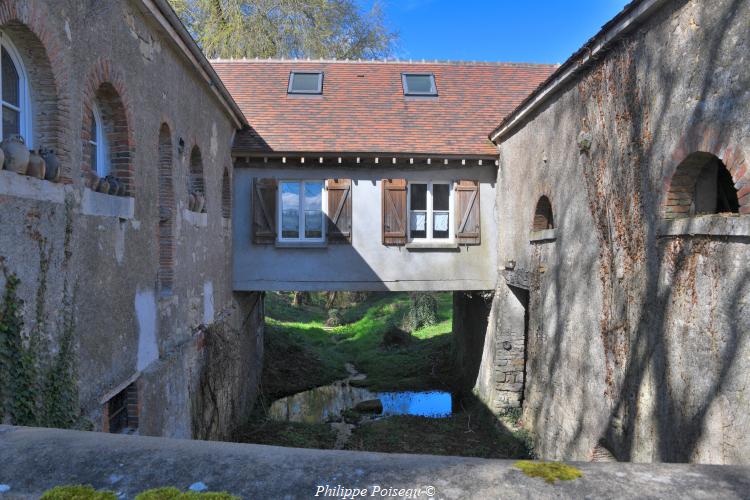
[
  {"x1": 81, "y1": 188, "x2": 134, "y2": 219},
  {"x1": 406, "y1": 241, "x2": 460, "y2": 250},
  {"x1": 0, "y1": 170, "x2": 68, "y2": 204},
  {"x1": 659, "y1": 215, "x2": 750, "y2": 238},
  {"x1": 1, "y1": 425, "x2": 749, "y2": 499},
  {"x1": 530, "y1": 228, "x2": 556, "y2": 243},
  {"x1": 182, "y1": 208, "x2": 208, "y2": 227}
]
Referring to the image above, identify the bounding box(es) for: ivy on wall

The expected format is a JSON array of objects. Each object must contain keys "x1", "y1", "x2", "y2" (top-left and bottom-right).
[{"x1": 0, "y1": 257, "x2": 80, "y2": 428}]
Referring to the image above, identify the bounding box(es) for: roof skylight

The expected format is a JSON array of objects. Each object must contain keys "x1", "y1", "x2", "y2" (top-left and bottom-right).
[
  {"x1": 288, "y1": 71, "x2": 323, "y2": 94},
  {"x1": 402, "y1": 73, "x2": 437, "y2": 96}
]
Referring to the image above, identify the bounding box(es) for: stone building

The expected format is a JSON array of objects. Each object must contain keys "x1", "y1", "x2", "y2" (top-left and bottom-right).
[
  {"x1": 0, "y1": 0, "x2": 262, "y2": 439},
  {"x1": 212, "y1": 60, "x2": 554, "y2": 292},
  {"x1": 477, "y1": 0, "x2": 750, "y2": 464}
]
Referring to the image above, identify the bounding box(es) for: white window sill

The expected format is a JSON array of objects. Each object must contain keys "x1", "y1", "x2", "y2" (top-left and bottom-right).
[
  {"x1": 530, "y1": 228, "x2": 556, "y2": 243},
  {"x1": 183, "y1": 208, "x2": 207, "y2": 227},
  {"x1": 659, "y1": 214, "x2": 750, "y2": 238},
  {"x1": 81, "y1": 188, "x2": 134, "y2": 219},
  {"x1": 406, "y1": 241, "x2": 459, "y2": 250},
  {"x1": 275, "y1": 240, "x2": 327, "y2": 249},
  {"x1": 0, "y1": 170, "x2": 68, "y2": 204}
]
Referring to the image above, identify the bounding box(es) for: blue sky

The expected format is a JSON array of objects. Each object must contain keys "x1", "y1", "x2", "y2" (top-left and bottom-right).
[{"x1": 359, "y1": 1, "x2": 630, "y2": 64}]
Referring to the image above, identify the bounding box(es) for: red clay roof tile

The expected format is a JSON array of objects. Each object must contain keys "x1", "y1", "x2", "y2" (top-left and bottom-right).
[{"x1": 213, "y1": 60, "x2": 556, "y2": 157}]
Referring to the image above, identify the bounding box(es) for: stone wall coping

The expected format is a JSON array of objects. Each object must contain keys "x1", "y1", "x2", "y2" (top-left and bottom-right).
[
  {"x1": 658, "y1": 214, "x2": 750, "y2": 238},
  {"x1": 182, "y1": 208, "x2": 208, "y2": 227},
  {"x1": 529, "y1": 228, "x2": 557, "y2": 243},
  {"x1": 1, "y1": 426, "x2": 749, "y2": 499},
  {"x1": 0, "y1": 170, "x2": 69, "y2": 204},
  {"x1": 81, "y1": 188, "x2": 135, "y2": 219}
]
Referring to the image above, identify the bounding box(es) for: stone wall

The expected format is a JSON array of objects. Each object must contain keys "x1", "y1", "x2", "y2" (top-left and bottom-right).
[
  {"x1": 0, "y1": 0, "x2": 261, "y2": 439},
  {"x1": 478, "y1": 0, "x2": 750, "y2": 463}
]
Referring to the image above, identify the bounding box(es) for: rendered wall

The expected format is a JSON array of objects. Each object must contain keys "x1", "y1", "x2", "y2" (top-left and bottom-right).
[
  {"x1": 0, "y1": 0, "x2": 261, "y2": 439},
  {"x1": 233, "y1": 161, "x2": 498, "y2": 291},
  {"x1": 478, "y1": 0, "x2": 750, "y2": 463}
]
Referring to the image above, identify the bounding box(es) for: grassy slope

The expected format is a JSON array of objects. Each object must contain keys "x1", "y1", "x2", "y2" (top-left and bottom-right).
[{"x1": 261, "y1": 292, "x2": 454, "y2": 398}]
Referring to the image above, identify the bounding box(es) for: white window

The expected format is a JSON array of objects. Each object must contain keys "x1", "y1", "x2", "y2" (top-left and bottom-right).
[
  {"x1": 89, "y1": 103, "x2": 110, "y2": 177},
  {"x1": 279, "y1": 180, "x2": 325, "y2": 242},
  {"x1": 0, "y1": 33, "x2": 31, "y2": 146},
  {"x1": 288, "y1": 71, "x2": 323, "y2": 94},
  {"x1": 408, "y1": 182, "x2": 452, "y2": 241}
]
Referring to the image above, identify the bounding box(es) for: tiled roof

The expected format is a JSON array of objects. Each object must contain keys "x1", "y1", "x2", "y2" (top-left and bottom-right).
[{"x1": 212, "y1": 60, "x2": 556, "y2": 157}]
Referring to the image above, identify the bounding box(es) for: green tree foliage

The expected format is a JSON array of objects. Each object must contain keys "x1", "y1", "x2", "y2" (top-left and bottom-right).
[
  {"x1": 168, "y1": 0, "x2": 396, "y2": 59},
  {"x1": 404, "y1": 293, "x2": 438, "y2": 331}
]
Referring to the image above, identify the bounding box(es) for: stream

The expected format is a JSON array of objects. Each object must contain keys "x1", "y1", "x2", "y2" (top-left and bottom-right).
[{"x1": 266, "y1": 364, "x2": 455, "y2": 448}]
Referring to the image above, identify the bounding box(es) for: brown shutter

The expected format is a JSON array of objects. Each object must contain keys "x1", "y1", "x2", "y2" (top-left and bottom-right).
[
  {"x1": 326, "y1": 179, "x2": 352, "y2": 243},
  {"x1": 455, "y1": 180, "x2": 480, "y2": 245},
  {"x1": 252, "y1": 178, "x2": 277, "y2": 244},
  {"x1": 382, "y1": 179, "x2": 407, "y2": 245}
]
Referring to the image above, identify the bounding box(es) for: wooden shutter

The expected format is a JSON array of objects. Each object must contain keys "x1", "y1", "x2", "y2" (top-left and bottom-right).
[
  {"x1": 455, "y1": 180, "x2": 480, "y2": 245},
  {"x1": 326, "y1": 179, "x2": 352, "y2": 243},
  {"x1": 252, "y1": 178, "x2": 277, "y2": 244},
  {"x1": 382, "y1": 179, "x2": 407, "y2": 245}
]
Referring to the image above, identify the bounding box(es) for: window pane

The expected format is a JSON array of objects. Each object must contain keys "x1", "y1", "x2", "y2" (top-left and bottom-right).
[
  {"x1": 304, "y1": 181, "x2": 323, "y2": 239},
  {"x1": 410, "y1": 184, "x2": 427, "y2": 211},
  {"x1": 2, "y1": 48, "x2": 20, "y2": 107},
  {"x1": 2, "y1": 105, "x2": 19, "y2": 139},
  {"x1": 404, "y1": 74, "x2": 435, "y2": 95},
  {"x1": 281, "y1": 182, "x2": 300, "y2": 238},
  {"x1": 433, "y1": 212, "x2": 449, "y2": 239},
  {"x1": 433, "y1": 184, "x2": 450, "y2": 211},
  {"x1": 410, "y1": 212, "x2": 427, "y2": 239},
  {"x1": 290, "y1": 72, "x2": 321, "y2": 93},
  {"x1": 90, "y1": 142, "x2": 97, "y2": 174}
]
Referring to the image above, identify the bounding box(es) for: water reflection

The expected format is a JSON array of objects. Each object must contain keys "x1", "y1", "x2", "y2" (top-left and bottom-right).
[{"x1": 267, "y1": 380, "x2": 453, "y2": 423}]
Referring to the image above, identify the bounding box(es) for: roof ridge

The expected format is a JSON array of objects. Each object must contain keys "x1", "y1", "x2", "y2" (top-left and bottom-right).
[{"x1": 210, "y1": 57, "x2": 559, "y2": 68}]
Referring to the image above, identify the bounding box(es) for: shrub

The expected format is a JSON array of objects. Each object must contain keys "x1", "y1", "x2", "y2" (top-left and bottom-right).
[
  {"x1": 325, "y1": 308, "x2": 342, "y2": 327},
  {"x1": 40, "y1": 485, "x2": 117, "y2": 500},
  {"x1": 404, "y1": 293, "x2": 438, "y2": 331}
]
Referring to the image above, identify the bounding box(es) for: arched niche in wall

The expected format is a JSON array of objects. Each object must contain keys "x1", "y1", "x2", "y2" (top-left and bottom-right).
[
  {"x1": 664, "y1": 152, "x2": 739, "y2": 218},
  {"x1": 221, "y1": 166, "x2": 231, "y2": 220},
  {"x1": 532, "y1": 195, "x2": 554, "y2": 231},
  {"x1": 157, "y1": 123, "x2": 174, "y2": 294},
  {"x1": 188, "y1": 145, "x2": 206, "y2": 213}
]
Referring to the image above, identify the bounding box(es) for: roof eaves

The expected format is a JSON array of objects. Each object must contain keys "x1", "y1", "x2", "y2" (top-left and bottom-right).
[
  {"x1": 489, "y1": 0, "x2": 668, "y2": 144},
  {"x1": 138, "y1": 0, "x2": 248, "y2": 128}
]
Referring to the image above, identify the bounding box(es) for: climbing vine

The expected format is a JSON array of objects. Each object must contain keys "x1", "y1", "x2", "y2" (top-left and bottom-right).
[{"x1": 0, "y1": 257, "x2": 80, "y2": 428}]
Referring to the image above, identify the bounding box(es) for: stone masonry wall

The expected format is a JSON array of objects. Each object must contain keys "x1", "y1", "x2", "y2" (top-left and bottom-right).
[
  {"x1": 0, "y1": 0, "x2": 261, "y2": 439},
  {"x1": 477, "y1": 0, "x2": 750, "y2": 464}
]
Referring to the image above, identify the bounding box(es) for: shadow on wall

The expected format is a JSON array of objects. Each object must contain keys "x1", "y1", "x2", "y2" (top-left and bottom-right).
[{"x1": 510, "y1": 0, "x2": 749, "y2": 463}]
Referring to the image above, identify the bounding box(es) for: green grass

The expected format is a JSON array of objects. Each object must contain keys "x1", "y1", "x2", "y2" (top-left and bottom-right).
[{"x1": 261, "y1": 292, "x2": 454, "y2": 396}]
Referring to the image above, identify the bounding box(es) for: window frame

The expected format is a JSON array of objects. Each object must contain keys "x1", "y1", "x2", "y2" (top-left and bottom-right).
[
  {"x1": 407, "y1": 181, "x2": 454, "y2": 242},
  {"x1": 401, "y1": 73, "x2": 438, "y2": 97},
  {"x1": 287, "y1": 71, "x2": 324, "y2": 95},
  {"x1": 89, "y1": 102, "x2": 110, "y2": 178},
  {"x1": 277, "y1": 179, "x2": 327, "y2": 243},
  {"x1": 0, "y1": 31, "x2": 32, "y2": 147}
]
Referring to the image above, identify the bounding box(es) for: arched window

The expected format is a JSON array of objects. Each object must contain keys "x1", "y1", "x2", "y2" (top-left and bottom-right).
[
  {"x1": 88, "y1": 103, "x2": 110, "y2": 177},
  {"x1": 221, "y1": 167, "x2": 231, "y2": 219},
  {"x1": 188, "y1": 146, "x2": 205, "y2": 213},
  {"x1": 665, "y1": 152, "x2": 739, "y2": 218},
  {"x1": 533, "y1": 196, "x2": 554, "y2": 231},
  {"x1": 0, "y1": 34, "x2": 31, "y2": 144}
]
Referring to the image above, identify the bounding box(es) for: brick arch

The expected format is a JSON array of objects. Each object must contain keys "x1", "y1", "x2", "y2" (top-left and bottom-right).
[
  {"x1": 532, "y1": 195, "x2": 554, "y2": 231},
  {"x1": 221, "y1": 167, "x2": 231, "y2": 219},
  {"x1": 157, "y1": 123, "x2": 174, "y2": 294},
  {"x1": 81, "y1": 59, "x2": 136, "y2": 195},
  {"x1": 664, "y1": 124, "x2": 749, "y2": 217},
  {"x1": 0, "y1": 1, "x2": 70, "y2": 180}
]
